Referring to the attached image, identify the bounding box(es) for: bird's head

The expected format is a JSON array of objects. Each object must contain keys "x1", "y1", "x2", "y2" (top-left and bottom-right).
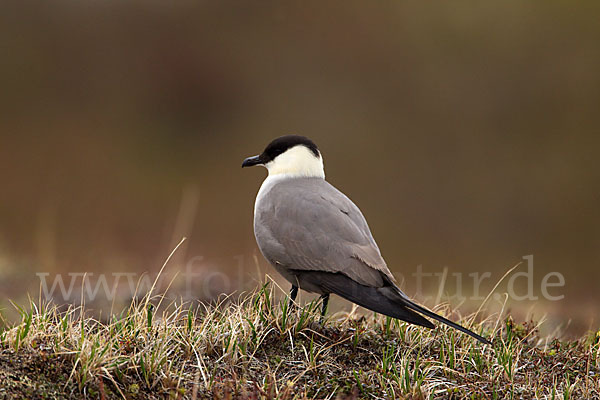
[{"x1": 242, "y1": 135, "x2": 325, "y2": 178}]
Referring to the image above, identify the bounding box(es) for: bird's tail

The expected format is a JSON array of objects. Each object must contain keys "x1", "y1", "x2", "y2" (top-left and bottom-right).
[
  {"x1": 314, "y1": 272, "x2": 436, "y2": 329},
  {"x1": 303, "y1": 270, "x2": 491, "y2": 344},
  {"x1": 392, "y1": 288, "x2": 492, "y2": 345}
]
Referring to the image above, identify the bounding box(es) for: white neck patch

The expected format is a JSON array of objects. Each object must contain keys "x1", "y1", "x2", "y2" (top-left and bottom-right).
[{"x1": 265, "y1": 145, "x2": 325, "y2": 179}]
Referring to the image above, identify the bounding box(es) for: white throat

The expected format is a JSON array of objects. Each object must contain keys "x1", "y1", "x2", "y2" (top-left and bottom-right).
[{"x1": 264, "y1": 145, "x2": 325, "y2": 179}]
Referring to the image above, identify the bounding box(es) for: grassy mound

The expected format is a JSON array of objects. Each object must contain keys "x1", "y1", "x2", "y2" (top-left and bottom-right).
[{"x1": 0, "y1": 282, "x2": 598, "y2": 399}]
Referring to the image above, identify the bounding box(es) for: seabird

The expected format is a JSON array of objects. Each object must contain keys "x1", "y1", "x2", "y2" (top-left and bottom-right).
[{"x1": 242, "y1": 135, "x2": 490, "y2": 344}]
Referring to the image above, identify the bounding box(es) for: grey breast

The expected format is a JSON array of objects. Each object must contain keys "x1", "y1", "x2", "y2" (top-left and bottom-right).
[{"x1": 253, "y1": 177, "x2": 395, "y2": 290}]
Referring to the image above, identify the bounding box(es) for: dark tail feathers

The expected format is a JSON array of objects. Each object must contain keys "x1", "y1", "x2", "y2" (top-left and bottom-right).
[
  {"x1": 299, "y1": 270, "x2": 491, "y2": 345},
  {"x1": 394, "y1": 290, "x2": 491, "y2": 344}
]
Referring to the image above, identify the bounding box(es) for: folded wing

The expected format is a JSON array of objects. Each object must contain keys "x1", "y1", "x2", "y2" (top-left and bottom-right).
[{"x1": 255, "y1": 178, "x2": 394, "y2": 288}]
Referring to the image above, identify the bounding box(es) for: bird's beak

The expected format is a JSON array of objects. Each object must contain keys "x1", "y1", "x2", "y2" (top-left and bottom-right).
[{"x1": 242, "y1": 155, "x2": 263, "y2": 168}]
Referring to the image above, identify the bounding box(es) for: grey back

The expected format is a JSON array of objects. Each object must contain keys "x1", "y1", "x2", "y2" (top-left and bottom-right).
[{"x1": 254, "y1": 177, "x2": 395, "y2": 288}]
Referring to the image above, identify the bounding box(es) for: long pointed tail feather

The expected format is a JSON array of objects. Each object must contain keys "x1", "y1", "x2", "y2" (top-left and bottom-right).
[
  {"x1": 395, "y1": 291, "x2": 492, "y2": 345},
  {"x1": 296, "y1": 270, "x2": 491, "y2": 344}
]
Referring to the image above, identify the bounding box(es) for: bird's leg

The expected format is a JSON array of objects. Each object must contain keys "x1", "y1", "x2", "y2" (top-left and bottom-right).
[
  {"x1": 319, "y1": 293, "x2": 330, "y2": 323},
  {"x1": 288, "y1": 285, "x2": 299, "y2": 311}
]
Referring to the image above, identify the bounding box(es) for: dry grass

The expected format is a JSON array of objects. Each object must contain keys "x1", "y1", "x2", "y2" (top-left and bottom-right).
[{"x1": 0, "y1": 276, "x2": 598, "y2": 400}]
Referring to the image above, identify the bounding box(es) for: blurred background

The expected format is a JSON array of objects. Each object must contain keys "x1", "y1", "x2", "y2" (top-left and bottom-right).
[{"x1": 1, "y1": 1, "x2": 598, "y2": 336}]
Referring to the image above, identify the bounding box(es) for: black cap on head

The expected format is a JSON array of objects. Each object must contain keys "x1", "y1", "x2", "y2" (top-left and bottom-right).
[
  {"x1": 262, "y1": 135, "x2": 319, "y2": 162},
  {"x1": 242, "y1": 135, "x2": 319, "y2": 167}
]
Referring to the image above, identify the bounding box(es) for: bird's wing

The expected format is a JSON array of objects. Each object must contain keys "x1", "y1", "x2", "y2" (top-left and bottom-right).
[{"x1": 255, "y1": 177, "x2": 395, "y2": 287}]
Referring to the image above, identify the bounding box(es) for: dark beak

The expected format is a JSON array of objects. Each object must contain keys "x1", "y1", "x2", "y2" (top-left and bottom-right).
[{"x1": 241, "y1": 155, "x2": 263, "y2": 168}]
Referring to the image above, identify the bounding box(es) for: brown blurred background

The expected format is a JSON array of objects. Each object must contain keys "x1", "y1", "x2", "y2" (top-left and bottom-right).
[{"x1": 1, "y1": 1, "x2": 598, "y2": 335}]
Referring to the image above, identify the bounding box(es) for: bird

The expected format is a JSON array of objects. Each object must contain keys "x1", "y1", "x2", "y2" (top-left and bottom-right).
[{"x1": 242, "y1": 135, "x2": 490, "y2": 344}]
